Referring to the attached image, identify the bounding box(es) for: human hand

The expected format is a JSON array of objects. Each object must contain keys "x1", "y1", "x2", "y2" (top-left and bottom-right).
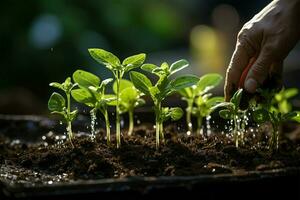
[{"x1": 224, "y1": 0, "x2": 300, "y2": 101}]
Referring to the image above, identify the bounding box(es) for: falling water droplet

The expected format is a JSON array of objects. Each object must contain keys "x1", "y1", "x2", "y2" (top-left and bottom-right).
[
  {"x1": 186, "y1": 131, "x2": 191, "y2": 136},
  {"x1": 206, "y1": 115, "x2": 211, "y2": 136},
  {"x1": 90, "y1": 110, "x2": 97, "y2": 140}
]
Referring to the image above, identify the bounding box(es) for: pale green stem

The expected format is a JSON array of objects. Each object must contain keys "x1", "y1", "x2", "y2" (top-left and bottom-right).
[
  {"x1": 159, "y1": 121, "x2": 164, "y2": 144},
  {"x1": 116, "y1": 72, "x2": 121, "y2": 148},
  {"x1": 128, "y1": 110, "x2": 134, "y2": 136},
  {"x1": 196, "y1": 116, "x2": 203, "y2": 136},
  {"x1": 155, "y1": 102, "x2": 161, "y2": 149},
  {"x1": 66, "y1": 93, "x2": 74, "y2": 148},
  {"x1": 104, "y1": 109, "x2": 111, "y2": 145},
  {"x1": 186, "y1": 100, "x2": 193, "y2": 133},
  {"x1": 233, "y1": 115, "x2": 239, "y2": 148}
]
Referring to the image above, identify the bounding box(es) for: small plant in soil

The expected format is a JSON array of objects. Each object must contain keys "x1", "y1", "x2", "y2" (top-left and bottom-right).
[
  {"x1": 88, "y1": 48, "x2": 146, "y2": 148},
  {"x1": 252, "y1": 88, "x2": 300, "y2": 150},
  {"x1": 179, "y1": 73, "x2": 223, "y2": 135},
  {"x1": 48, "y1": 77, "x2": 78, "y2": 147},
  {"x1": 71, "y1": 70, "x2": 115, "y2": 144},
  {"x1": 212, "y1": 88, "x2": 245, "y2": 148},
  {"x1": 112, "y1": 79, "x2": 145, "y2": 136},
  {"x1": 130, "y1": 59, "x2": 199, "y2": 149}
]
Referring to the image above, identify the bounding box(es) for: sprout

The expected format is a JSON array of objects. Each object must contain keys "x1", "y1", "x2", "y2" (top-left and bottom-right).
[
  {"x1": 88, "y1": 48, "x2": 146, "y2": 148},
  {"x1": 179, "y1": 73, "x2": 223, "y2": 135},
  {"x1": 130, "y1": 59, "x2": 199, "y2": 149},
  {"x1": 48, "y1": 77, "x2": 78, "y2": 147},
  {"x1": 112, "y1": 79, "x2": 145, "y2": 136},
  {"x1": 71, "y1": 70, "x2": 114, "y2": 145}
]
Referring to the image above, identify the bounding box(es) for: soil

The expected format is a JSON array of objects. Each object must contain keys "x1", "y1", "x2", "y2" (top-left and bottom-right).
[{"x1": 1, "y1": 116, "x2": 300, "y2": 186}]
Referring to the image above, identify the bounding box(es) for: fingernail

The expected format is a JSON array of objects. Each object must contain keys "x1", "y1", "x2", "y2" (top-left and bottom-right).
[{"x1": 245, "y1": 78, "x2": 257, "y2": 93}]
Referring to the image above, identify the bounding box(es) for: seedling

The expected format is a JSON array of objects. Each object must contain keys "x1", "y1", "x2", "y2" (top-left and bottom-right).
[
  {"x1": 88, "y1": 48, "x2": 146, "y2": 148},
  {"x1": 48, "y1": 77, "x2": 78, "y2": 147},
  {"x1": 252, "y1": 88, "x2": 300, "y2": 150},
  {"x1": 112, "y1": 79, "x2": 145, "y2": 136},
  {"x1": 130, "y1": 59, "x2": 199, "y2": 149},
  {"x1": 212, "y1": 89, "x2": 245, "y2": 147},
  {"x1": 71, "y1": 70, "x2": 114, "y2": 145},
  {"x1": 179, "y1": 73, "x2": 223, "y2": 135}
]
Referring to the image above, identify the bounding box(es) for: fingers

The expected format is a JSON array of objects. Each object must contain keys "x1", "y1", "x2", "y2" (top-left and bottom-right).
[
  {"x1": 224, "y1": 42, "x2": 251, "y2": 101},
  {"x1": 244, "y1": 45, "x2": 274, "y2": 93}
]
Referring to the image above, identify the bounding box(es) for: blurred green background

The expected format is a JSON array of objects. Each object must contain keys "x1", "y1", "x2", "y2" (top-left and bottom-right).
[{"x1": 0, "y1": 0, "x2": 299, "y2": 114}]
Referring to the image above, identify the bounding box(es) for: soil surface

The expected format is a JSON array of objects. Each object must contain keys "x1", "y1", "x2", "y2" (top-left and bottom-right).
[{"x1": 1, "y1": 118, "x2": 300, "y2": 185}]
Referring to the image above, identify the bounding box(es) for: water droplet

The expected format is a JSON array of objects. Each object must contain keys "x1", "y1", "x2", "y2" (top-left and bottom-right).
[
  {"x1": 186, "y1": 131, "x2": 191, "y2": 136},
  {"x1": 137, "y1": 119, "x2": 141, "y2": 124},
  {"x1": 59, "y1": 121, "x2": 63, "y2": 125},
  {"x1": 42, "y1": 136, "x2": 46, "y2": 140},
  {"x1": 48, "y1": 181, "x2": 53, "y2": 184},
  {"x1": 90, "y1": 110, "x2": 97, "y2": 140}
]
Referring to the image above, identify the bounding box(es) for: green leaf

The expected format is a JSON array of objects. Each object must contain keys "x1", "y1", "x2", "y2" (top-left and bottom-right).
[
  {"x1": 169, "y1": 107, "x2": 183, "y2": 121},
  {"x1": 105, "y1": 94, "x2": 117, "y2": 106},
  {"x1": 196, "y1": 73, "x2": 223, "y2": 94},
  {"x1": 113, "y1": 79, "x2": 134, "y2": 94},
  {"x1": 161, "y1": 62, "x2": 169, "y2": 72},
  {"x1": 219, "y1": 109, "x2": 232, "y2": 120},
  {"x1": 206, "y1": 96, "x2": 224, "y2": 108},
  {"x1": 283, "y1": 88, "x2": 298, "y2": 99},
  {"x1": 48, "y1": 92, "x2": 66, "y2": 112},
  {"x1": 252, "y1": 108, "x2": 269, "y2": 123},
  {"x1": 170, "y1": 75, "x2": 199, "y2": 91},
  {"x1": 141, "y1": 63, "x2": 158, "y2": 73},
  {"x1": 210, "y1": 102, "x2": 234, "y2": 111},
  {"x1": 135, "y1": 98, "x2": 146, "y2": 107},
  {"x1": 62, "y1": 77, "x2": 73, "y2": 92},
  {"x1": 230, "y1": 88, "x2": 243, "y2": 107},
  {"x1": 292, "y1": 111, "x2": 300, "y2": 123},
  {"x1": 282, "y1": 111, "x2": 298, "y2": 121},
  {"x1": 278, "y1": 100, "x2": 292, "y2": 114},
  {"x1": 149, "y1": 86, "x2": 161, "y2": 101},
  {"x1": 178, "y1": 87, "x2": 194, "y2": 99},
  {"x1": 130, "y1": 71, "x2": 152, "y2": 95},
  {"x1": 120, "y1": 87, "x2": 138, "y2": 103},
  {"x1": 152, "y1": 67, "x2": 165, "y2": 76},
  {"x1": 122, "y1": 53, "x2": 146, "y2": 71},
  {"x1": 71, "y1": 88, "x2": 95, "y2": 107},
  {"x1": 49, "y1": 82, "x2": 64, "y2": 90},
  {"x1": 169, "y1": 59, "x2": 189, "y2": 75},
  {"x1": 88, "y1": 48, "x2": 120, "y2": 68},
  {"x1": 102, "y1": 78, "x2": 113, "y2": 86},
  {"x1": 73, "y1": 70, "x2": 100, "y2": 88}
]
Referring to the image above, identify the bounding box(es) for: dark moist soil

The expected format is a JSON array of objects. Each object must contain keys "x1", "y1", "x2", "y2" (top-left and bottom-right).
[{"x1": 1, "y1": 122, "x2": 300, "y2": 185}]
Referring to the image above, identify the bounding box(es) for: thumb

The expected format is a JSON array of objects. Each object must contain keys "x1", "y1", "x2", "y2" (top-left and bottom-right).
[{"x1": 244, "y1": 46, "x2": 273, "y2": 93}]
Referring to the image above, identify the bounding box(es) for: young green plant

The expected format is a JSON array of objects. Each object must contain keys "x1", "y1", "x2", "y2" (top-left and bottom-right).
[
  {"x1": 88, "y1": 48, "x2": 146, "y2": 148},
  {"x1": 112, "y1": 79, "x2": 145, "y2": 136},
  {"x1": 179, "y1": 73, "x2": 223, "y2": 135},
  {"x1": 48, "y1": 77, "x2": 78, "y2": 147},
  {"x1": 71, "y1": 70, "x2": 114, "y2": 145},
  {"x1": 212, "y1": 89, "x2": 245, "y2": 147},
  {"x1": 252, "y1": 88, "x2": 300, "y2": 150},
  {"x1": 130, "y1": 59, "x2": 199, "y2": 149}
]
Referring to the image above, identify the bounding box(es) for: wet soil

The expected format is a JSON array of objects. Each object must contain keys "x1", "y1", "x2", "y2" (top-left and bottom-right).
[{"x1": 1, "y1": 120, "x2": 300, "y2": 185}]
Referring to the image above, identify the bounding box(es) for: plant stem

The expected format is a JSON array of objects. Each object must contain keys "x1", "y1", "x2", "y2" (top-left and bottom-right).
[
  {"x1": 66, "y1": 92, "x2": 74, "y2": 148},
  {"x1": 67, "y1": 121, "x2": 74, "y2": 148},
  {"x1": 233, "y1": 115, "x2": 239, "y2": 148},
  {"x1": 116, "y1": 71, "x2": 121, "y2": 148},
  {"x1": 104, "y1": 109, "x2": 111, "y2": 145},
  {"x1": 159, "y1": 121, "x2": 164, "y2": 144},
  {"x1": 155, "y1": 102, "x2": 161, "y2": 149},
  {"x1": 128, "y1": 110, "x2": 134, "y2": 136},
  {"x1": 196, "y1": 116, "x2": 203, "y2": 136},
  {"x1": 186, "y1": 100, "x2": 193, "y2": 133}
]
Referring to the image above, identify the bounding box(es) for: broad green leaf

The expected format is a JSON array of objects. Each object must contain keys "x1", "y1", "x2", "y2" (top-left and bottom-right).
[
  {"x1": 178, "y1": 87, "x2": 193, "y2": 99},
  {"x1": 71, "y1": 88, "x2": 95, "y2": 107},
  {"x1": 122, "y1": 53, "x2": 146, "y2": 71},
  {"x1": 275, "y1": 88, "x2": 298, "y2": 101},
  {"x1": 141, "y1": 63, "x2": 158, "y2": 73},
  {"x1": 292, "y1": 111, "x2": 300, "y2": 123},
  {"x1": 49, "y1": 82, "x2": 64, "y2": 90},
  {"x1": 206, "y1": 96, "x2": 224, "y2": 108},
  {"x1": 169, "y1": 59, "x2": 189, "y2": 75},
  {"x1": 252, "y1": 108, "x2": 269, "y2": 123},
  {"x1": 120, "y1": 87, "x2": 138, "y2": 103},
  {"x1": 149, "y1": 86, "x2": 160, "y2": 101},
  {"x1": 278, "y1": 100, "x2": 292, "y2": 114},
  {"x1": 210, "y1": 102, "x2": 234, "y2": 111},
  {"x1": 196, "y1": 73, "x2": 223, "y2": 94},
  {"x1": 161, "y1": 62, "x2": 169, "y2": 72},
  {"x1": 130, "y1": 71, "x2": 152, "y2": 95},
  {"x1": 170, "y1": 107, "x2": 183, "y2": 121},
  {"x1": 152, "y1": 67, "x2": 165, "y2": 76},
  {"x1": 230, "y1": 88, "x2": 243, "y2": 107},
  {"x1": 88, "y1": 48, "x2": 120, "y2": 68},
  {"x1": 113, "y1": 79, "x2": 134, "y2": 94},
  {"x1": 282, "y1": 111, "x2": 298, "y2": 121},
  {"x1": 219, "y1": 109, "x2": 232, "y2": 120},
  {"x1": 73, "y1": 70, "x2": 100, "y2": 88},
  {"x1": 48, "y1": 92, "x2": 65, "y2": 112},
  {"x1": 170, "y1": 75, "x2": 199, "y2": 91},
  {"x1": 102, "y1": 78, "x2": 113, "y2": 86},
  {"x1": 105, "y1": 94, "x2": 117, "y2": 106}
]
